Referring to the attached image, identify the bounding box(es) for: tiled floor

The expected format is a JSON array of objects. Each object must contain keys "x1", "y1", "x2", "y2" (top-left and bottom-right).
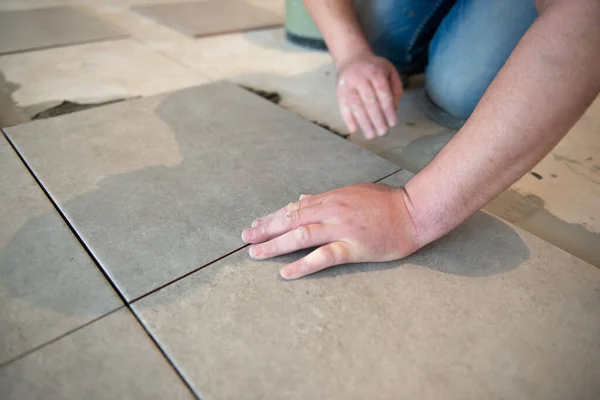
[
  {"x1": 0, "y1": 6, "x2": 127, "y2": 56},
  {"x1": 5, "y1": 81, "x2": 399, "y2": 300},
  {"x1": 1, "y1": 1, "x2": 599, "y2": 398},
  {"x1": 0, "y1": 134, "x2": 122, "y2": 366}
]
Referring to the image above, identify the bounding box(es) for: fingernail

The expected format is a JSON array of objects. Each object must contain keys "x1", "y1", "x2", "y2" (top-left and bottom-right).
[
  {"x1": 299, "y1": 194, "x2": 309, "y2": 200},
  {"x1": 378, "y1": 128, "x2": 387, "y2": 136},
  {"x1": 390, "y1": 118, "x2": 398, "y2": 127},
  {"x1": 241, "y1": 229, "x2": 250, "y2": 242},
  {"x1": 280, "y1": 267, "x2": 294, "y2": 280},
  {"x1": 249, "y1": 246, "x2": 259, "y2": 258},
  {"x1": 251, "y1": 219, "x2": 260, "y2": 227}
]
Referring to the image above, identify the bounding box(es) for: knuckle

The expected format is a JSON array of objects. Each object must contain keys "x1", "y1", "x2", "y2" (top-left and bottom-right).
[
  {"x1": 259, "y1": 222, "x2": 269, "y2": 236},
  {"x1": 287, "y1": 201, "x2": 300, "y2": 211},
  {"x1": 346, "y1": 94, "x2": 362, "y2": 107},
  {"x1": 319, "y1": 245, "x2": 337, "y2": 265},
  {"x1": 285, "y1": 209, "x2": 300, "y2": 227},
  {"x1": 330, "y1": 242, "x2": 350, "y2": 263},
  {"x1": 372, "y1": 70, "x2": 386, "y2": 81},
  {"x1": 363, "y1": 95, "x2": 377, "y2": 104},
  {"x1": 294, "y1": 226, "x2": 310, "y2": 244}
]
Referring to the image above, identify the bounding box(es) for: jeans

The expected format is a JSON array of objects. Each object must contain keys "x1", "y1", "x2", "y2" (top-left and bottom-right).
[{"x1": 356, "y1": 0, "x2": 538, "y2": 122}]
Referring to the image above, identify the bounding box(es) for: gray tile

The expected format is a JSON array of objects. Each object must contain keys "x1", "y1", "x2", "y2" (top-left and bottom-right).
[
  {"x1": 0, "y1": 308, "x2": 194, "y2": 400},
  {"x1": 5, "y1": 81, "x2": 399, "y2": 300},
  {"x1": 0, "y1": 6, "x2": 127, "y2": 56},
  {"x1": 133, "y1": 1, "x2": 283, "y2": 38},
  {"x1": 0, "y1": 134, "x2": 122, "y2": 365},
  {"x1": 134, "y1": 171, "x2": 600, "y2": 400}
]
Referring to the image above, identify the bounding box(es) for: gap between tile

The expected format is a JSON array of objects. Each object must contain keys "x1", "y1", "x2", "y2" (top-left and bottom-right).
[
  {"x1": 1, "y1": 128, "x2": 199, "y2": 399},
  {"x1": 0, "y1": 306, "x2": 124, "y2": 369},
  {"x1": 129, "y1": 166, "x2": 405, "y2": 305}
]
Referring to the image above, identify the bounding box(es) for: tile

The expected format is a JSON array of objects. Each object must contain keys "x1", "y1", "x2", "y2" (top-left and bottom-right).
[
  {"x1": 132, "y1": 1, "x2": 283, "y2": 38},
  {"x1": 0, "y1": 134, "x2": 122, "y2": 365},
  {"x1": 0, "y1": 1, "x2": 68, "y2": 12},
  {"x1": 135, "y1": 26, "x2": 341, "y2": 127},
  {"x1": 0, "y1": 6, "x2": 127, "y2": 56},
  {"x1": 134, "y1": 171, "x2": 600, "y2": 400},
  {"x1": 0, "y1": 38, "x2": 209, "y2": 110},
  {"x1": 5, "y1": 81, "x2": 399, "y2": 300},
  {"x1": 0, "y1": 308, "x2": 194, "y2": 399}
]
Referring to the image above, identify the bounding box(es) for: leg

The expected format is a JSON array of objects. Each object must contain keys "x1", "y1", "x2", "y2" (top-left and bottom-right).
[
  {"x1": 425, "y1": 0, "x2": 538, "y2": 122},
  {"x1": 356, "y1": 0, "x2": 457, "y2": 74}
]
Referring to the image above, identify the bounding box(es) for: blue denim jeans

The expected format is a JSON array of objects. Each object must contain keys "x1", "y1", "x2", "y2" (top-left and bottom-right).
[{"x1": 356, "y1": 0, "x2": 538, "y2": 123}]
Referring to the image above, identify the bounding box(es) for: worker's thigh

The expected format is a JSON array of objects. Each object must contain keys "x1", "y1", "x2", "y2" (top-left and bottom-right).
[
  {"x1": 357, "y1": 0, "x2": 456, "y2": 74},
  {"x1": 425, "y1": 0, "x2": 538, "y2": 120}
]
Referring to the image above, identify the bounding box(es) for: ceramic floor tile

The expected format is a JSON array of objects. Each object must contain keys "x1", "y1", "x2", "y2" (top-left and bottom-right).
[
  {"x1": 0, "y1": 38, "x2": 209, "y2": 111},
  {"x1": 0, "y1": 308, "x2": 194, "y2": 399},
  {"x1": 0, "y1": 6, "x2": 127, "y2": 56},
  {"x1": 0, "y1": 134, "x2": 122, "y2": 365},
  {"x1": 5, "y1": 81, "x2": 399, "y2": 300},
  {"x1": 133, "y1": 171, "x2": 600, "y2": 400},
  {"x1": 132, "y1": 1, "x2": 283, "y2": 38}
]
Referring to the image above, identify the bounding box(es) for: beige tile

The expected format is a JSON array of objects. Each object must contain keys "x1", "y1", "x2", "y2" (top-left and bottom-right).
[
  {"x1": 0, "y1": 134, "x2": 122, "y2": 365},
  {"x1": 0, "y1": 6, "x2": 127, "y2": 56},
  {"x1": 132, "y1": 1, "x2": 283, "y2": 38},
  {"x1": 0, "y1": 309, "x2": 193, "y2": 399},
  {"x1": 0, "y1": 38, "x2": 208, "y2": 109},
  {"x1": 134, "y1": 171, "x2": 600, "y2": 400},
  {"x1": 0, "y1": 0, "x2": 69, "y2": 12}
]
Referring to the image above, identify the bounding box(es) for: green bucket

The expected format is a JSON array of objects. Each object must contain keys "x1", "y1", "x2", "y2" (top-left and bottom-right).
[{"x1": 284, "y1": 0, "x2": 327, "y2": 50}]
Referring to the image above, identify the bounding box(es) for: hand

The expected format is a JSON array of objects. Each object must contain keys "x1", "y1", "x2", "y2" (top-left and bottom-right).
[
  {"x1": 336, "y1": 51, "x2": 404, "y2": 139},
  {"x1": 241, "y1": 184, "x2": 422, "y2": 280}
]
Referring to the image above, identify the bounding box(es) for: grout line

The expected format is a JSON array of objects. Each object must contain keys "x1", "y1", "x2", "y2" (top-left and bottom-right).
[
  {"x1": 130, "y1": 243, "x2": 249, "y2": 304},
  {"x1": 2, "y1": 129, "x2": 129, "y2": 305},
  {"x1": 0, "y1": 306, "x2": 124, "y2": 370},
  {"x1": 126, "y1": 305, "x2": 202, "y2": 399},
  {"x1": 1, "y1": 128, "x2": 199, "y2": 399},
  {"x1": 129, "y1": 36, "x2": 214, "y2": 83},
  {"x1": 373, "y1": 167, "x2": 405, "y2": 184}
]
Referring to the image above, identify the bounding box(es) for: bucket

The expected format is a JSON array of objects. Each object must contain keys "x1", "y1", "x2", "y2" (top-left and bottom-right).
[{"x1": 284, "y1": 0, "x2": 327, "y2": 50}]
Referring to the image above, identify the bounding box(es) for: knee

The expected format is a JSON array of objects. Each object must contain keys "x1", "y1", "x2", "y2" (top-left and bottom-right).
[{"x1": 424, "y1": 61, "x2": 488, "y2": 120}]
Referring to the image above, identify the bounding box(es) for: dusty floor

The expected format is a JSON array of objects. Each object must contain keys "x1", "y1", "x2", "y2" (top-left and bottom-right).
[{"x1": 0, "y1": 0, "x2": 598, "y2": 266}]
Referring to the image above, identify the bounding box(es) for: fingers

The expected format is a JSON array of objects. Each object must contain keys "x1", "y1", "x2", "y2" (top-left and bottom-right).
[
  {"x1": 340, "y1": 104, "x2": 358, "y2": 133},
  {"x1": 243, "y1": 204, "x2": 333, "y2": 244},
  {"x1": 370, "y1": 75, "x2": 398, "y2": 128},
  {"x1": 344, "y1": 88, "x2": 377, "y2": 139},
  {"x1": 249, "y1": 194, "x2": 321, "y2": 229},
  {"x1": 357, "y1": 83, "x2": 388, "y2": 137},
  {"x1": 249, "y1": 223, "x2": 332, "y2": 260},
  {"x1": 280, "y1": 241, "x2": 351, "y2": 280},
  {"x1": 339, "y1": 81, "x2": 397, "y2": 139},
  {"x1": 389, "y1": 69, "x2": 404, "y2": 109}
]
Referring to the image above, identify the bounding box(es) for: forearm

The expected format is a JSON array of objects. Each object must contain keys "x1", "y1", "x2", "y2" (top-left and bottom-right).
[
  {"x1": 405, "y1": 0, "x2": 600, "y2": 245},
  {"x1": 302, "y1": 0, "x2": 372, "y2": 67}
]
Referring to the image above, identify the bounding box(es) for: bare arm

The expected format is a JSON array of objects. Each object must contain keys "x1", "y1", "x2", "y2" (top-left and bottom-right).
[
  {"x1": 406, "y1": 0, "x2": 600, "y2": 245},
  {"x1": 302, "y1": 0, "x2": 370, "y2": 67}
]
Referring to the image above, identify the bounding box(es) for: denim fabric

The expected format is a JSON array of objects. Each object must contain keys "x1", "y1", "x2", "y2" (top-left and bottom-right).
[{"x1": 357, "y1": 0, "x2": 538, "y2": 120}]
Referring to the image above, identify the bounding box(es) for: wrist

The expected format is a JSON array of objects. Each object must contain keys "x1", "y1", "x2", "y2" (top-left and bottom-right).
[
  {"x1": 403, "y1": 171, "x2": 462, "y2": 247},
  {"x1": 333, "y1": 45, "x2": 374, "y2": 71}
]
